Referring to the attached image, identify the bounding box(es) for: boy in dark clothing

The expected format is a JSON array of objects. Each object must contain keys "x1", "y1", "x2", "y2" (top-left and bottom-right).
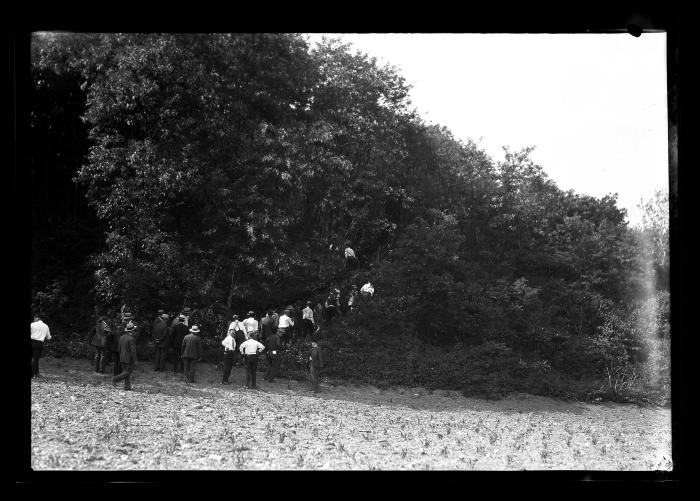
[
  {"x1": 309, "y1": 341, "x2": 324, "y2": 393},
  {"x1": 112, "y1": 322, "x2": 138, "y2": 390},
  {"x1": 264, "y1": 330, "x2": 282, "y2": 382},
  {"x1": 171, "y1": 315, "x2": 189, "y2": 373},
  {"x1": 181, "y1": 325, "x2": 203, "y2": 384}
]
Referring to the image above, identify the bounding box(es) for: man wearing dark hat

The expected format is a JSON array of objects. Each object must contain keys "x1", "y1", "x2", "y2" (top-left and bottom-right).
[
  {"x1": 171, "y1": 315, "x2": 189, "y2": 373},
  {"x1": 181, "y1": 325, "x2": 203, "y2": 384},
  {"x1": 112, "y1": 322, "x2": 138, "y2": 391},
  {"x1": 260, "y1": 309, "x2": 276, "y2": 344},
  {"x1": 152, "y1": 313, "x2": 171, "y2": 372}
]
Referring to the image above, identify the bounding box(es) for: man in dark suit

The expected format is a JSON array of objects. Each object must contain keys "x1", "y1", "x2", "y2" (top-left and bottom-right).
[
  {"x1": 111, "y1": 311, "x2": 132, "y2": 377},
  {"x1": 152, "y1": 313, "x2": 170, "y2": 372},
  {"x1": 181, "y1": 325, "x2": 203, "y2": 384},
  {"x1": 171, "y1": 315, "x2": 189, "y2": 373},
  {"x1": 264, "y1": 329, "x2": 282, "y2": 382},
  {"x1": 112, "y1": 322, "x2": 138, "y2": 390}
]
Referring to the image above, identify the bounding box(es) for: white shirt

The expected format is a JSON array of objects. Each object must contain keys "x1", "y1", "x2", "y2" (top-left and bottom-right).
[
  {"x1": 222, "y1": 335, "x2": 236, "y2": 351},
  {"x1": 361, "y1": 283, "x2": 374, "y2": 296},
  {"x1": 239, "y1": 339, "x2": 265, "y2": 355},
  {"x1": 30, "y1": 320, "x2": 51, "y2": 342},
  {"x1": 302, "y1": 306, "x2": 314, "y2": 322},
  {"x1": 228, "y1": 321, "x2": 245, "y2": 334},
  {"x1": 345, "y1": 247, "x2": 355, "y2": 259},
  {"x1": 278, "y1": 314, "x2": 294, "y2": 328},
  {"x1": 243, "y1": 317, "x2": 259, "y2": 338}
]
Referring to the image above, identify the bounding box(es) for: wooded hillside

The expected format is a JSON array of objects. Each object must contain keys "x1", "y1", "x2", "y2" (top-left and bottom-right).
[{"x1": 30, "y1": 33, "x2": 670, "y2": 403}]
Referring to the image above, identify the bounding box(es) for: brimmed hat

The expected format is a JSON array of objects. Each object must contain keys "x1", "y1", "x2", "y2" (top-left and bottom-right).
[
  {"x1": 247, "y1": 311, "x2": 254, "y2": 316},
  {"x1": 122, "y1": 312, "x2": 133, "y2": 319},
  {"x1": 178, "y1": 314, "x2": 186, "y2": 320},
  {"x1": 183, "y1": 307, "x2": 192, "y2": 313},
  {"x1": 161, "y1": 313, "x2": 169, "y2": 319},
  {"x1": 189, "y1": 325, "x2": 200, "y2": 333},
  {"x1": 157, "y1": 309, "x2": 164, "y2": 314},
  {"x1": 124, "y1": 322, "x2": 136, "y2": 332},
  {"x1": 232, "y1": 314, "x2": 239, "y2": 320}
]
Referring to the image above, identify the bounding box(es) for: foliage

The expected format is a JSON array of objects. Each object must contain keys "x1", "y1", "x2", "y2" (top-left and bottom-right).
[{"x1": 30, "y1": 33, "x2": 670, "y2": 404}]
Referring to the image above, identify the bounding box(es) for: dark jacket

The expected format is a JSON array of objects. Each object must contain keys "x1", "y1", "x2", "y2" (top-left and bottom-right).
[
  {"x1": 118, "y1": 332, "x2": 138, "y2": 365},
  {"x1": 152, "y1": 318, "x2": 171, "y2": 348},
  {"x1": 261, "y1": 316, "x2": 275, "y2": 338},
  {"x1": 111, "y1": 323, "x2": 125, "y2": 352},
  {"x1": 181, "y1": 333, "x2": 203, "y2": 360},
  {"x1": 171, "y1": 322, "x2": 189, "y2": 351},
  {"x1": 310, "y1": 346, "x2": 324, "y2": 369}
]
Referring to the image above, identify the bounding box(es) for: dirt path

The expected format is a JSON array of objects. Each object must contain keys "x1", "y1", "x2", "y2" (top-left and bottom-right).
[{"x1": 30, "y1": 356, "x2": 672, "y2": 470}]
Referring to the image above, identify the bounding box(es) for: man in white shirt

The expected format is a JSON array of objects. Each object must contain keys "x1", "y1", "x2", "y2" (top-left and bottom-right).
[
  {"x1": 360, "y1": 281, "x2": 375, "y2": 297},
  {"x1": 302, "y1": 301, "x2": 315, "y2": 338},
  {"x1": 243, "y1": 311, "x2": 259, "y2": 340},
  {"x1": 30, "y1": 315, "x2": 51, "y2": 378},
  {"x1": 239, "y1": 334, "x2": 265, "y2": 389},
  {"x1": 277, "y1": 309, "x2": 294, "y2": 347},
  {"x1": 220, "y1": 331, "x2": 236, "y2": 385},
  {"x1": 344, "y1": 244, "x2": 357, "y2": 269}
]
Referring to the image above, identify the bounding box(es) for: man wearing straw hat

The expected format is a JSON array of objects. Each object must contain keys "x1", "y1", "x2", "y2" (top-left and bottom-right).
[
  {"x1": 181, "y1": 325, "x2": 203, "y2": 384},
  {"x1": 112, "y1": 321, "x2": 138, "y2": 391}
]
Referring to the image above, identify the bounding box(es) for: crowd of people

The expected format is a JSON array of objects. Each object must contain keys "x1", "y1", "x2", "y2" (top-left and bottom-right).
[{"x1": 30, "y1": 280, "x2": 375, "y2": 394}]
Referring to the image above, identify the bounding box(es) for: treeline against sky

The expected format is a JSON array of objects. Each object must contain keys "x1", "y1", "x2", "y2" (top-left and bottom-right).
[{"x1": 30, "y1": 33, "x2": 669, "y2": 401}]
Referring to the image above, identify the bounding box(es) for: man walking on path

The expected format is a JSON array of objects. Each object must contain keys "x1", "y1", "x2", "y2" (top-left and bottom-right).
[
  {"x1": 181, "y1": 325, "x2": 203, "y2": 384},
  {"x1": 152, "y1": 313, "x2": 171, "y2": 372},
  {"x1": 309, "y1": 340, "x2": 324, "y2": 393},
  {"x1": 228, "y1": 315, "x2": 247, "y2": 366},
  {"x1": 239, "y1": 334, "x2": 265, "y2": 389},
  {"x1": 243, "y1": 311, "x2": 259, "y2": 340},
  {"x1": 263, "y1": 329, "x2": 281, "y2": 382},
  {"x1": 112, "y1": 322, "x2": 138, "y2": 391},
  {"x1": 90, "y1": 316, "x2": 110, "y2": 374},
  {"x1": 302, "y1": 301, "x2": 315, "y2": 338},
  {"x1": 220, "y1": 329, "x2": 236, "y2": 385},
  {"x1": 30, "y1": 314, "x2": 51, "y2": 378},
  {"x1": 171, "y1": 315, "x2": 188, "y2": 373},
  {"x1": 277, "y1": 309, "x2": 294, "y2": 348}
]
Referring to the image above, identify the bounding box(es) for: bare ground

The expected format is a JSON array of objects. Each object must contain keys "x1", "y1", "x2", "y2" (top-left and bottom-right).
[{"x1": 30, "y1": 356, "x2": 672, "y2": 471}]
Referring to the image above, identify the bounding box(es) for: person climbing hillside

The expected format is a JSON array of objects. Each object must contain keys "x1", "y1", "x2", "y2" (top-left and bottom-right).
[
  {"x1": 302, "y1": 301, "x2": 315, "y2": 338},
  {"x1": 278, "y1": 309, "x2": 294, "y2": 347},
  {"x1": 344, "y1": 244, "x2": 357, "y2": 270}
]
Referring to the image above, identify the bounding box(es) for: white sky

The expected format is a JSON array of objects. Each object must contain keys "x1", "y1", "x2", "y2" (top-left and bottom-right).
[{"x1": 306, "y1": 33, "x2": 669, "y2": 227}]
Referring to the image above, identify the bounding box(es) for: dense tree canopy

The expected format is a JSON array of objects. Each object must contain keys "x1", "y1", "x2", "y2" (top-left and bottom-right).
[{"x1": 30, "y1": 33, "x2": 669, "y2": 402}]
